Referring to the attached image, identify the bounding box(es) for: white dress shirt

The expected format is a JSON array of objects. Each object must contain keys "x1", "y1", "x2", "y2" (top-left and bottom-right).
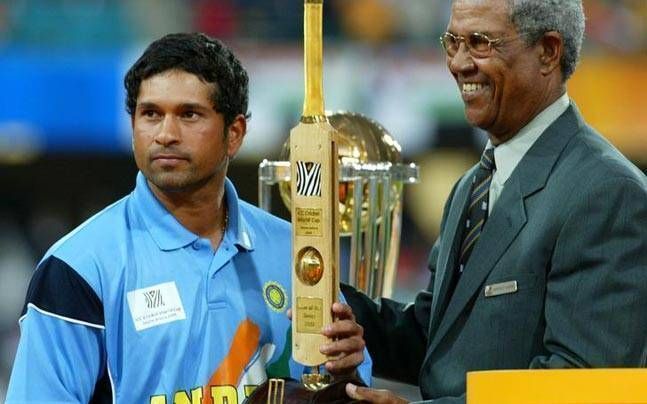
[{"x1": 486, "y1": 92, "x2": 570, "y2": 214}]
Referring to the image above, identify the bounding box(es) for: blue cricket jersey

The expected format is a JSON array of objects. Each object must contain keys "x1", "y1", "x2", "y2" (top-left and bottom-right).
[{"x1": 7, "y1": 172, "x2": 371, "y2": 403}]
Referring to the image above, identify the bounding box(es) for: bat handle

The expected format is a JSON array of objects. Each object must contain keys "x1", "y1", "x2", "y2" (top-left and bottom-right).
[{"x1": 302, "y1": 0, "x2": 326, "y2": 121}]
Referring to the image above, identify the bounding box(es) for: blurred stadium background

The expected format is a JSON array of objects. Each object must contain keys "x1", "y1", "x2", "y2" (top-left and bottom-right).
[{"x1": 0, "y1": 0, "x2": 645, "y2": 400}]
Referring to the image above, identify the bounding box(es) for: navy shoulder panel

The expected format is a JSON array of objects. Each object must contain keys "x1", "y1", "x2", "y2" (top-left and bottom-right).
[{"x1": 22, "y1": 256, "x2": 104, "y2": 327}]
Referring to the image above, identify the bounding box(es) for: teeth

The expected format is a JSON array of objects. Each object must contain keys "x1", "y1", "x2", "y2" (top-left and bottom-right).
[{"x1": 462, "y1": 83, "x2": 484, "y2": 93}]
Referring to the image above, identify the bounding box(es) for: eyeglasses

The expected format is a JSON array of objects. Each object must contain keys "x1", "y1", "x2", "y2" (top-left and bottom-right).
[{"x1": 439, "y1": 32, "x2": 503, "y2": 58}]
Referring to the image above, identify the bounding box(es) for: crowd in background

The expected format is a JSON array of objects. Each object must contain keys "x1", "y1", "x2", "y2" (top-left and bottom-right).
[
  {"x1": 0, "y1": 0, "x2": 646, "y2": 400},
  {"x1": 0, "y1": 0, "x2": 645, "y2": 51}
]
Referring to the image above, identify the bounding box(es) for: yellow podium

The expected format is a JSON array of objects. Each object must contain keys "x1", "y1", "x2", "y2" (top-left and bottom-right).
[{"x1": 467, "y1": 369, "x2": 647, "y2": 403}]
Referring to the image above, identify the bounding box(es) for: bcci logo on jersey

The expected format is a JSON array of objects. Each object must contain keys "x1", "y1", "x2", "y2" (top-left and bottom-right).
[{"x1": 263, "y1": 281, "x2": 287, "y2": 312}]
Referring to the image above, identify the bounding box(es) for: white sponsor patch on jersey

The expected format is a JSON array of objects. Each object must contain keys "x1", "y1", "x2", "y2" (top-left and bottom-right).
[{"x1": 127, "y1": 281, "x2": 186, "y2": 331}]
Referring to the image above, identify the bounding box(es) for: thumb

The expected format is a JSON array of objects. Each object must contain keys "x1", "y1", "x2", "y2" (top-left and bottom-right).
[{"x1": 346, "y1": 383, "x2": 363, "y2": 401}]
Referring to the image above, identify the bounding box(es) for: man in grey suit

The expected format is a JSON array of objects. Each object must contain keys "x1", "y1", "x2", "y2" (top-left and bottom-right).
[{"x1": 342, "y1": 0, "x2": 647, "y2": 402}]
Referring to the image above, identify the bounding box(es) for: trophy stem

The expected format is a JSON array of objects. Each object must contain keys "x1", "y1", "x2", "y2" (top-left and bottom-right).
[{"x1": 301, "y1": 366, "x2": 332, "y2": 391}]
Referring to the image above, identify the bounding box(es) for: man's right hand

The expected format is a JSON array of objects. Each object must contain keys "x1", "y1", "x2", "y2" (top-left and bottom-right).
[{"x1": 320, "y1": 302, "x2": 366, "y2": 376}]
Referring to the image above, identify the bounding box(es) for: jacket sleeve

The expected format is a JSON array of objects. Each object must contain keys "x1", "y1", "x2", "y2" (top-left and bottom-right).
[
  {"x1": 340, "y1": 282, "x2": 432, "y2": 384},
  {"x1": 341, "y1": 178, "x2": 462, "y2": 384},
  {"x1": 529, "y1": 176, "x2": 647, "y2": 368},
  {"x1": 412, "y1": 394, "x2": 465, "y2": 404}
]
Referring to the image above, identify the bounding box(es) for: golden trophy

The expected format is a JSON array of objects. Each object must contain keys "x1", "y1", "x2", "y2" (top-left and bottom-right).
[{"x1": 248, "y1": 1, "x2": 418, "y2": 403}]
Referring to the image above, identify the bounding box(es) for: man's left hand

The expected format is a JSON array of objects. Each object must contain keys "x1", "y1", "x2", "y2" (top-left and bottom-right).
[
  {"x1": 345, "y1": 383, "x2": 409, "y2": 404},
  {"x1": 319, "y1": 302, "x2": 365, "y2": 375}
]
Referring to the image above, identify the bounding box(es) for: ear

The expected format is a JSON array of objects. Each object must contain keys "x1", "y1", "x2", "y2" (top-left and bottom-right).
[
  {"x1": 226, "y1": 114, "x2": 247, "y2": 158},
  {"x1": 538, "y1": 31, "x2": 563, "y2": 77}
]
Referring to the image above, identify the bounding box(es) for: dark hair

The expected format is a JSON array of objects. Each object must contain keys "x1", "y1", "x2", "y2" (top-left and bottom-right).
[{"x1": 124, "y1": 33, "x2": 250, "y2": 127}]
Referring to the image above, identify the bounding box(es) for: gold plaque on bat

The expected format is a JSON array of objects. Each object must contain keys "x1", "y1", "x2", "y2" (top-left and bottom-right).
[
  {"x1": 295, "y1": 207, "x2": 323, "y2": 236},
  {"x1": 296, "y1": 297, "x2": 324, "y2": 334}
]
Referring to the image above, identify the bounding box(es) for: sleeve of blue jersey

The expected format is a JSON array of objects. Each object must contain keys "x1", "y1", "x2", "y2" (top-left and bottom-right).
[
  {"x1": 6, "y1": 307, "x2": 108, "y2": 403},
  {"x1": 356, "y1": 345, "x2": 373, "y2": 386}
]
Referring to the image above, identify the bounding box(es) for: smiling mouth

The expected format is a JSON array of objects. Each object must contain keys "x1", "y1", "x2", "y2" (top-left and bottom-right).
[{"x1": 461, "y1": 82, "x2": 487, "y2": 95}]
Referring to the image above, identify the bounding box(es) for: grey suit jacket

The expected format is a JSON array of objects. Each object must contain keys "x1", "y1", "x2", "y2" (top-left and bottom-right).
[{"x1": 342, "y1": 103, "x2": 647, "y2": 403}]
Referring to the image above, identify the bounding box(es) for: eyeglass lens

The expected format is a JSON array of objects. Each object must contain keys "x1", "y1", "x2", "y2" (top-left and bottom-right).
[{"x1": 442, "y1": 33, "x2": 492, "y2": 56}]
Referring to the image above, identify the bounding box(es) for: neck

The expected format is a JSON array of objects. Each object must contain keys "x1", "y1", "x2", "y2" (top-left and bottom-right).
[{"x1": 149, "y1": 177, "x2": 229, "y2": 249}]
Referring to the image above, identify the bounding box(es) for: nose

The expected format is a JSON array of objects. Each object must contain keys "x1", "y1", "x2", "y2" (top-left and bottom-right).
[
  {"x1": 447, "y1": 43, "x2": 476, "y2": 76},
  {"x1": 154, "y1": 115, "x2": 180, "y2": 146}
]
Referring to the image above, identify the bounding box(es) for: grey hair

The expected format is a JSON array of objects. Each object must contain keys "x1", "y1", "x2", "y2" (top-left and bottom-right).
[{"x1": 508, "y1": 0, "x2": 585, "y2": 80}]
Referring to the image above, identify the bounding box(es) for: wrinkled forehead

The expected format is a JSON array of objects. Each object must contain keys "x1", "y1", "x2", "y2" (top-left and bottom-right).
[{"x1": 448, "y1": 0, "x2": 514, "y2": 35}]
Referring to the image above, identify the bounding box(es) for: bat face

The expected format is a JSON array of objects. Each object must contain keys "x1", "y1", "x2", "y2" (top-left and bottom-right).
[{"x1": 290, "y1": 120, "x2": 340, "y2": 366}]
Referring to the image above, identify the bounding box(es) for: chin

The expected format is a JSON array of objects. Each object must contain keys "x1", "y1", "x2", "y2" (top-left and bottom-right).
[
  {"x1": 464, "y1": 113, "x2": 486, "y2": 130},
  {"x1": 147, "y1": 171, "x2": 193, "y2": 192},
  {"x1": 464, "y1": 107, "x2": 495, "y2": 132}
]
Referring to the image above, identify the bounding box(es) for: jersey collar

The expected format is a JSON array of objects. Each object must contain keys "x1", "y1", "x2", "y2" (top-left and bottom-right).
[
  {"x1": 132, "y1": 172, "x2": 254, "y2": 252},
  {"x1": 222, "y1": 177, "x2": 254, "y2": 252}
]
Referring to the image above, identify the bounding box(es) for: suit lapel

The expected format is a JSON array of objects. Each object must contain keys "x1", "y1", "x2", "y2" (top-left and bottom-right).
[
  {"x1": 428, "y1": 177, "x2": 527, "y2": 353},
  {"x1": 426, "y1": 103, "x2": 585, "y2": 355},
  {"x1": 428, "y1": 170, "x2": 474, "y2": 336}
]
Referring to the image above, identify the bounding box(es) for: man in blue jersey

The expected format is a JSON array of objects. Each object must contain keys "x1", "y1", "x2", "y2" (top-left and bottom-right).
[{"x1": 7, "y1": 33, "x2": 370, "y2": 404}]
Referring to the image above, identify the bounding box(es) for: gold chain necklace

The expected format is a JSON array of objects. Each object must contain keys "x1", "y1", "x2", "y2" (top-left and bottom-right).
[{"x1": 222, "y1": 205, "x2": 229, "y2": 233}]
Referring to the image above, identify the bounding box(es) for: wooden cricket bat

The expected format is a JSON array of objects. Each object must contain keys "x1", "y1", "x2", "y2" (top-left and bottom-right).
[{"x1": 290, "y1": 0, "x2": 340, "y2": 367}]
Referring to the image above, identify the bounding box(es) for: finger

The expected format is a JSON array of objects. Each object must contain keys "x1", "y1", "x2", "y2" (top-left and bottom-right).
[
  {"x1": 331, "y1": 302, "x2": 355, "y2": 320},
  {"x1": 320, "y1": 336, "x2": 365, "y2": 356},
  {"x1": 286, "y1": 308, "x2": 292, "y2": 320},
  {"x1": 345, "y1": 383, "x2": 363, "y2": 401},
  {"x1": 346, "y1": 384, "x2": 392, "y2": 404},
  {"x1": 322, "y1": 319, "x2": 363, "y2": 338},
  {"x1": 325, "y1": 352, "x2": 364, "y2": 374}
]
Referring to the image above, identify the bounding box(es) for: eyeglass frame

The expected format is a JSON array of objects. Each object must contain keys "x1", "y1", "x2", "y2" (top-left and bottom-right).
[{"x1": 439, "y1": 31, "x2": 505, "y2": 58}]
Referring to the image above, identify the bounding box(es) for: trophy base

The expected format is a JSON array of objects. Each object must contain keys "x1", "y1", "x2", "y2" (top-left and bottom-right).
[
  {"x1": 301, "y1": 373, "x2": 332, "y2": 391},
  {"x1": 244, "y1": 374, "x2": 365, "y2": 404}
]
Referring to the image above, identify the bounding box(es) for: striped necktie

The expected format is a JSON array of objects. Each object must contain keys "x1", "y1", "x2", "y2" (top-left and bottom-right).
[{"x1": 458, "y1": 147, "x2": 496, "y2": 274}]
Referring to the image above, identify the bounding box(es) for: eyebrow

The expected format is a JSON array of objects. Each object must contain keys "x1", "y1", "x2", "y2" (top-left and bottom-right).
[
  {"x1": 447, "y1": 29, "x2": 499, "y2": 36},
  {"x1": 178, "y1": 103, "x2": 211, "y2": 110},
  {"x1": 136, "y1": 102, "x2": 211, "y2": 111},
  {"x1": 136, "y1": 102, "x2": 160, "y2": 110}
]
